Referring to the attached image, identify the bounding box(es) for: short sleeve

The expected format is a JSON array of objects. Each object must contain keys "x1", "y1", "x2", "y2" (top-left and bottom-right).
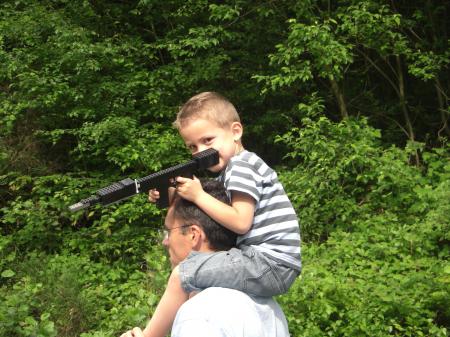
[{"x1": 224, "y1": 158, "x2": 261, "y2": 202}]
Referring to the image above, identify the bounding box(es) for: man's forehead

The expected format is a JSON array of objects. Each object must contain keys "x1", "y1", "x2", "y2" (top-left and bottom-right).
[{"x1": 164, "y1": 207, "x2": 181, "y2": 228}]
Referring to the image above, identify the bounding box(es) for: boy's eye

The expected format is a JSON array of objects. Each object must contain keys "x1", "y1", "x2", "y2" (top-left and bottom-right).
[
  {"x1": 204, "y1": 137, "x2": 213, "y2": 144},
  {"x1": 187, "y1": 145, "x2": 197, "y2": 152}
]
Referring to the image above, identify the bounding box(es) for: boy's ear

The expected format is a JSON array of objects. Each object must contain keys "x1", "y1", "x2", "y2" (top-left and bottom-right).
[{"x1": 231, "y1": 122, "x2": 243, "y2": 141}]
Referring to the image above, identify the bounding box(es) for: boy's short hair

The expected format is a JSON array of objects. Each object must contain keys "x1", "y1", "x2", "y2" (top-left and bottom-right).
[{"x1": 174, "y1": 92, "x2": 241, "y2": 129}]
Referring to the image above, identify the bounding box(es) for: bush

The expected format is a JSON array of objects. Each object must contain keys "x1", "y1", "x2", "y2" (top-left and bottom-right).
[
  {"x1": 279, "y1": 210, "x2": 449, "y2": 336},
  {"x1": 276, "y1": 117, "x2": 449, "y2": 336},
  {"x1": 278, "y1": 117, "x2": 427, "y2": 242},
  {"x1": 0, "y1": 248, "x2": 170, "y2": 337}
]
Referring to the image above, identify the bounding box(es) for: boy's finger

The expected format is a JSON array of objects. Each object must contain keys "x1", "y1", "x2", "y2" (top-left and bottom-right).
[
  {"x1": 148, "y1": 189, "x2": 159, "y2": 195},
  {"x1": 176, "y1": 176, "x2": 189, "y2": 183},
  {"x1": 148, "y1": 189, "x2": 160, "y2": 202}
]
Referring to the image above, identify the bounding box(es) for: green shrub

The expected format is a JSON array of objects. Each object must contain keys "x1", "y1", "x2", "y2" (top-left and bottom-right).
[
  {"x1": 277, "y1": 125, "x2": 449, "y2": 335},
  {"x1": 0, "y1": 249, "x2": 169, "y2": 337},
  {"x1": 279, "y1": 211, "x2": 449, "y2": 336},
  {"x1": 278, "y1": 117, "x2": 428, "y2": 242}
]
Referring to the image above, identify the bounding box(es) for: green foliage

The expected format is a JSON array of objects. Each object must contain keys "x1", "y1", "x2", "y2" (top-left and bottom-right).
[
  {"x1": 1, "y1": 0, "x2": 449, "y2": 336},
  {"x1": 0, "y1": 274, "x2": 58, "y2": 337},
  {"x1": 254, "y1": 18, "x2": 353, "y2": 92},
  {"x1": 278, "y1": 116, "x2": 426, "y2": 242},
  {"x1": 278, "y1": 147, "x2": 449, "y2": 335},
  {"x1": 0, "y1": 241, "x2": 169, "y2": 336},
  {"x1": 280, "y1": 225, "x2": 449, "y2": 336}
]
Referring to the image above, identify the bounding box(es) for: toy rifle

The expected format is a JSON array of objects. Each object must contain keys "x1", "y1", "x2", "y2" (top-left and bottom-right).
[{"x1": 68, "y1": 148, "x2": 219, "y2": 211}]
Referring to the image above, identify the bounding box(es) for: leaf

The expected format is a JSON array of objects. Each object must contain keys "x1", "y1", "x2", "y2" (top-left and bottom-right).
[
  {"x1": 1, "y1": 269, "x2": 15, "y2": 278},
  {"x1": 444, "y1": 265, "x2": 450, "y2": 275}
]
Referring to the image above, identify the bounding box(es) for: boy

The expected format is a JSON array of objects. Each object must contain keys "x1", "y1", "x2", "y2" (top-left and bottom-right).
[{"x1": 143, "y1": 92, "x2": 301, "y2": 337}]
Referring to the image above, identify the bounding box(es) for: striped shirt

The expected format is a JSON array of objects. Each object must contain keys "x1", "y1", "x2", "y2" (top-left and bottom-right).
[{"x1": 218, "y1": 150, "x2": 301, "y2": 271}]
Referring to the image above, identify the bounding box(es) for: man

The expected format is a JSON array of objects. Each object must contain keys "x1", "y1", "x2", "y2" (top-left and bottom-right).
[{"x1": 120, "y1": 180, "x2": 290, "y2": 337}]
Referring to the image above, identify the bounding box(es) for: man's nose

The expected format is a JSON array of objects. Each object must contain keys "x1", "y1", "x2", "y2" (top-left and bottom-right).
[{"x1": 162, "y1": 237, "x2": 169, "y2": 247}]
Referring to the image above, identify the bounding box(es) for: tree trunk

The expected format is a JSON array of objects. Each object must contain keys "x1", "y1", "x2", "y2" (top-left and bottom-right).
[
  {"x1": 329, "y1": 78, "x2": 348, "y2": 119},
  {"x1": 395, "y1": 55, "x2": 420, "y2": 165},
  {"x1": 434, "y1": 78, "x2": 450, "y2": 138}
]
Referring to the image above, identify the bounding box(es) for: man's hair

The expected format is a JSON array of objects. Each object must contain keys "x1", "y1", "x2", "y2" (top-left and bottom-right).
[
  {"x1": 173, "y1": 179, "x2": 237, "y2": 251},
  {"x1": 173, "y1": 92, "x2": 241, "y2": 129}
]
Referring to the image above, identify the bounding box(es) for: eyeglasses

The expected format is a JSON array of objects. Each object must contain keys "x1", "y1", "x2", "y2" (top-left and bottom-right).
[{"x1": 161, "y1": 224, "x2": 193, "y2": 240}]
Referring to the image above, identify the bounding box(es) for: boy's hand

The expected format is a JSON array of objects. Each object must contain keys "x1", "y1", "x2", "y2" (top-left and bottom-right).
[
  {"x1": 175, "y1": 176, "x2": 203, "y2": 203},
  {"x1": 148, "y1": 187, "x2": 177, "y2": 206},
  {"x1": 148, "y1": 189, "x2": 160, "y2": 203}
]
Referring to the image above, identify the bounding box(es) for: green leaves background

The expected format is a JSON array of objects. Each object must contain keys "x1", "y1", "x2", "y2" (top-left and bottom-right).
[{"x1": 1, "y1": 1, "x2": 449, "y2": 336}]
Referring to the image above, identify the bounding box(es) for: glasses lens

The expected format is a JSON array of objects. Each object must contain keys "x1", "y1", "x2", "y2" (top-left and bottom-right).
[
  {"x1": 160, "y1": 229, "x2": 168, "y2": 241},
  {"x1": 160, "y1": 224, "x2": 192, "y2": 241}
]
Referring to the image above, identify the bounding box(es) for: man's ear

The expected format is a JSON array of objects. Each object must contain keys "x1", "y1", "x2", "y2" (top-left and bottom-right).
[
  {"x1": 230, "y1": 122, "x2": 243, "y2": 142},
  {"x1": 189, "y1": 224, "x2": 203, "y2": 249}
]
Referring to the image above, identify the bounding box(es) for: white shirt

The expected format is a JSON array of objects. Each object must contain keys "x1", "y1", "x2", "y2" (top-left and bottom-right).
[{"x1": 171, "y1": 287, "x2": 290, "y2": 337}]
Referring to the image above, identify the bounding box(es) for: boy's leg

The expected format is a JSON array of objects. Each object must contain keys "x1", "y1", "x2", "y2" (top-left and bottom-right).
[
  {"x1": 143, "y1": 266, "x2": 189, "y2": 337},
  {"x1": 180, "y1": 246, "x2": 296, "y2": 297}
]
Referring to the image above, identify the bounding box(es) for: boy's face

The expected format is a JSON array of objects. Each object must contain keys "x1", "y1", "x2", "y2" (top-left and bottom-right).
[{"x1": 179, "y1": 118, "x2": 243, "y2": 172}]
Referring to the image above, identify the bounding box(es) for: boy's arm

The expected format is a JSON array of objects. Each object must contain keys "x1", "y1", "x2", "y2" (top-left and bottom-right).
[
  {"x1": 176, "y1": 177, "x2": 255, "y2": 235},
  {"x1": 197, "y1": 190, "x2": 255, "y2": 235}
]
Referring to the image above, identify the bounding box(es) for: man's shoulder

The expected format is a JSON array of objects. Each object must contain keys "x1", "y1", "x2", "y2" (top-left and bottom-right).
[{"x1": 172, "y1": 287, "x2": 290, "y2": 337}]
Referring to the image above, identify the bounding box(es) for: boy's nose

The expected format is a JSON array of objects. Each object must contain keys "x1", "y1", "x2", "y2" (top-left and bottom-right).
[{"x1": 196, "y1": 145, "x2": 211, "y2": 153}]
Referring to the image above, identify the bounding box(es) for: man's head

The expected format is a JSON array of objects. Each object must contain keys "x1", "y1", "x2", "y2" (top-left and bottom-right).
[
  {"x1": 174, "y1": 92, "x2": 244, "y2": 173},
  {"x1": 163, "y1": 179, "x2": 237, "y2": 268}
]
